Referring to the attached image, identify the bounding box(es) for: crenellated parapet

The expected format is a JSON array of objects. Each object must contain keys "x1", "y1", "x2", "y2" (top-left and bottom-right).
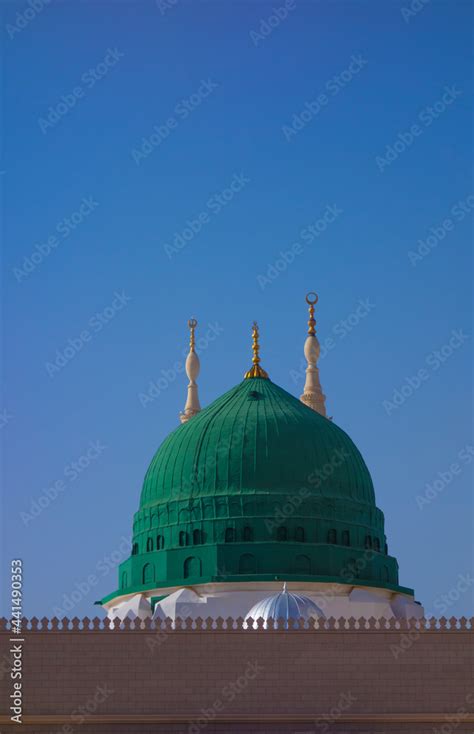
[
  {"x1": 1, "y1": 615, "x2": 472, "y2": 632},
  {"x1": 1, "y1": 614, "x2": 472, "y2": 732}
]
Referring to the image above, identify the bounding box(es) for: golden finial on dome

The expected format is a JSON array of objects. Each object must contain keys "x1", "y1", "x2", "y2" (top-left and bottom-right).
[{"x1": 244, "y1": 321, "x2": 269, "y2": 379}]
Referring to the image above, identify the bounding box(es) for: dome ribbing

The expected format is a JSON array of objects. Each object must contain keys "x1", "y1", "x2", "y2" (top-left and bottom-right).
[{"x1": 141, "y1": 378, "x2": 375, "y2": 507}]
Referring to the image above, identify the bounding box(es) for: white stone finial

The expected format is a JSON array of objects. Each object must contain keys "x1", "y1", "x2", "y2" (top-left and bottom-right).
[
  {"x1": 180, "y1": 318, "x2": 201, "y2": 424},
  {"x1": 300, "y1": 292, "x2": 327, "y2": 417}
]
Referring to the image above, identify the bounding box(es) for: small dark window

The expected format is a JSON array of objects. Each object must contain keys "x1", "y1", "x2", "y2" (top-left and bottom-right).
[
  {"x1": 184, "y1": 556, "x2": 201, "y2": 579},
  {"x1": 365, "y1": 535, "x2": 372, "y2": 549},
  {"x1": 384, "y1": 542, "x2": 388, "y2": 556},
  {"x1": 243, "y1": 526, "x2": 253, "y2": 541},
  {"x1": 327, "y1": 529, "x2": 337, "y2": 544},
  {"x1": 132, "y1": 543, "x2": 139, "y2": 555},
  {"x1": 342, "y1": 530, "x2": 350, "y2": 546},
  {"x1": 156, "y1": 534, "x2": 165, "y2": 550},
  {"x1": 193, "y1": 529, "x2": 202, "y2": 545},
  {"x1": 373, "y1": 538, "x2": 380, "y2": 552},
  {"x1": 146, "y1": 537, "x2": 153, "y2": 552},
  {"x1": 179, "y1": 531, "x2": 188, "y2": 547},
  {"x1": 142, "y1": 563, "x2": 154, "y2": 584},
  {"x1": 225, "y1": 527, "x2": 235, "y2": 543},
  {"x1": 295, "y1": 527, "x2": 305, "y2": 542},
  {"x1": 277, "y1": 527, "x2": 287, "y2": 541},
  {"x1": 121, "y1": 572, "x2": 128, "y2": 589}
]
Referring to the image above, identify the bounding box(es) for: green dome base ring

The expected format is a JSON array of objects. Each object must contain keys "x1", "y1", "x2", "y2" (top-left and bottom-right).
[{"x1": 101, "y1": 540, "x2": 410, "y2": 606}]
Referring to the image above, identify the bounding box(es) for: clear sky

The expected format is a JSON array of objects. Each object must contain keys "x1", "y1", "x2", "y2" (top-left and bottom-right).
[{"x1": 1, "y1": 0, "x2": 472, "y2": 619}]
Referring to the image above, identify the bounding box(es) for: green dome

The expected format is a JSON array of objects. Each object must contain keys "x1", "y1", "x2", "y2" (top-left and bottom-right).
[
  {"x1": 105, "y1": 378, "x2": 410, "y2": 604},
  {"x1": 141, "y1": 378, "x2": 375, "y2": 507}
]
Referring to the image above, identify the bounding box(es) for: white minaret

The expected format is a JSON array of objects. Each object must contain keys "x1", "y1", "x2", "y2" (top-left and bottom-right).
[
  {"x1": 180, "y1": 318, "x2": 201, "y2": 424},
  {"x1": 300, "y1": 292, "x2": 327, "y2": 417}
]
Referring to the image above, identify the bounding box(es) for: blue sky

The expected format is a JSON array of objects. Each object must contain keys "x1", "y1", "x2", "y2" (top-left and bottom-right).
[{"x1": 1, "y1": 0, "x2": 472, "y2": 618}]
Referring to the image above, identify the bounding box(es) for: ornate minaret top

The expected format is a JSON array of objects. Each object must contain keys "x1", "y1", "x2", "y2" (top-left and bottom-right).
[
  {"x1": 300, "y1": 292, "x2": 327, "y2": 416},
  {"x1": 180, "y1": 318, "x2": 202, "y2": 424},
  {"x1": 244, "y1": 321, "x2": 269, "y2": 379}
]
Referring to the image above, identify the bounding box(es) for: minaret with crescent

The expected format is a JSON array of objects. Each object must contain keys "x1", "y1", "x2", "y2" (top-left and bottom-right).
[{"x1": 300, "y1": 292, "x2": 327, "y2": 417}]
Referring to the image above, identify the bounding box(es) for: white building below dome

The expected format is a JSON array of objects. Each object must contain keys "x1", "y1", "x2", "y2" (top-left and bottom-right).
[{"x1": 105, "y1": 580, "x2": 424, "y2": 623}]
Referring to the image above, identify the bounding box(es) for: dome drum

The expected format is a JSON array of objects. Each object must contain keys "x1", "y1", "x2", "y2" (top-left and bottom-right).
[{"x1": 114, "y1": 539, "x2": 402, "y2": 598}]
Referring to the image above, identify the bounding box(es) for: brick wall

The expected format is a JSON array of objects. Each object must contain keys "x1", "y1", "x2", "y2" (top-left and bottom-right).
[{"x1": 1, "y1": 617, "x2": 473, "y2": 733}]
